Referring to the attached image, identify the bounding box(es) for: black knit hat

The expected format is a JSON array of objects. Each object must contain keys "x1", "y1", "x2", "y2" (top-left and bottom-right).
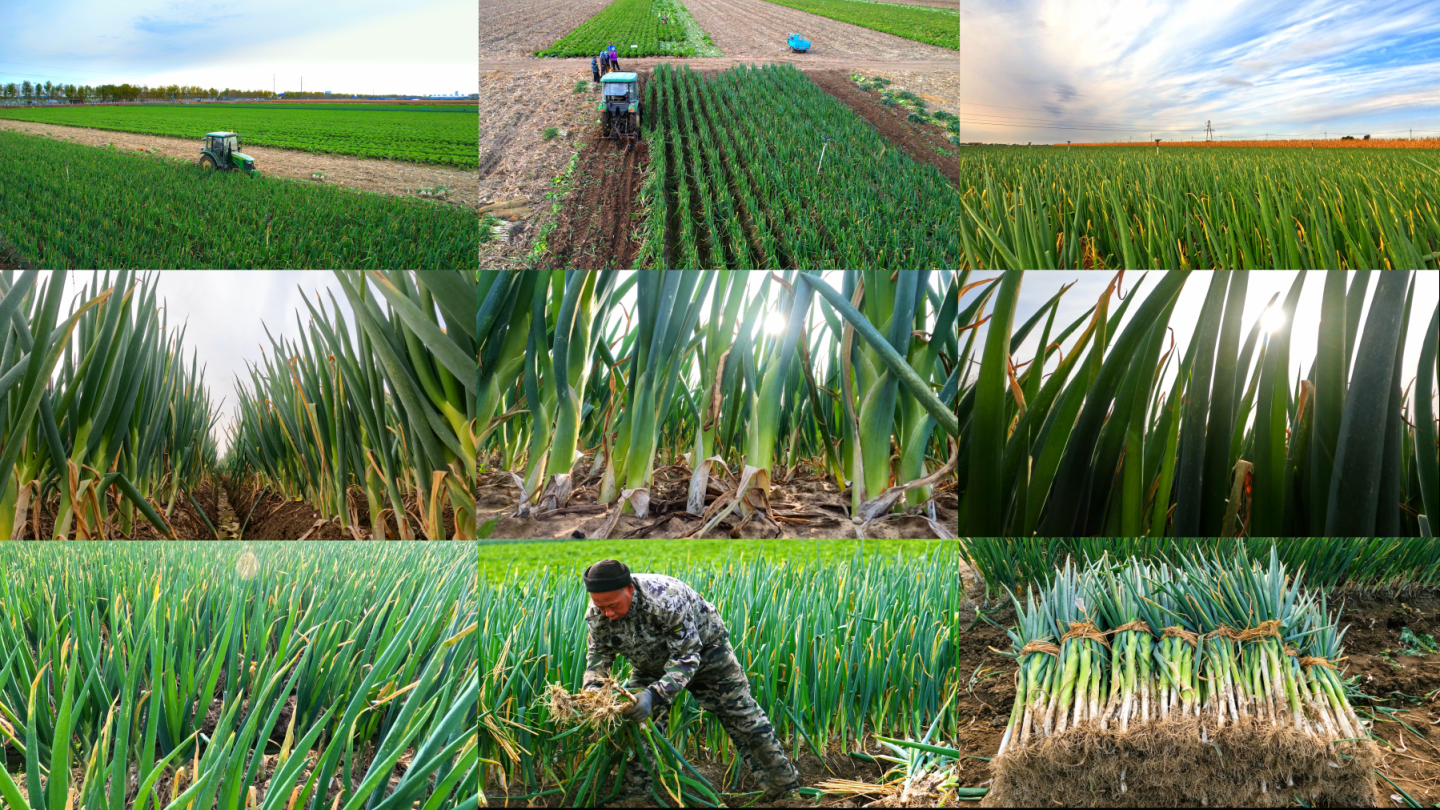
[{"x1": 583, "y1": 559, "x2": 632, "y2": 593}]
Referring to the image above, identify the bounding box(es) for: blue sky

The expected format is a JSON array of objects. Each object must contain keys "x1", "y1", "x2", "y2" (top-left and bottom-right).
[
  {"x1": 959, "y1": 0, "x2": 1440, "y2": 144},
  {"x1": 0, "y1": 0, "x2": 476, "y2": 95}
]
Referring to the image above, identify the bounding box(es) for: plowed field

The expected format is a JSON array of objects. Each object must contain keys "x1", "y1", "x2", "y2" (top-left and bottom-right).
[{"x1": 478, "y1": 0, "x2": 618, "y2": 59}]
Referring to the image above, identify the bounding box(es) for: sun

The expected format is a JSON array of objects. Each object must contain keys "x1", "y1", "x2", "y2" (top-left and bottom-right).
[
  {"x1": 1260, "y1": 307, "x2": 1287, "y2": 334},
  {"x1": 764, "y1": 311, "x2": 787, "y2": 335}
]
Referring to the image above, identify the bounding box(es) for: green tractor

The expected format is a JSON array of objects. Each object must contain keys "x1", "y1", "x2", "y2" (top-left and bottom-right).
[
  {"x1": 200, "y1": 131, "x2": 257, "y2": 174},
  {"x1": 598, "y1": 72, "x2": 641, "y2": 151}
]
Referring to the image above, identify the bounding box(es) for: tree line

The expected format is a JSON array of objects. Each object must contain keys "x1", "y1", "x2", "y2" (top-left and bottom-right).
[{"x1": 0, "y1": 82, "x2": 280, "y2": 103}]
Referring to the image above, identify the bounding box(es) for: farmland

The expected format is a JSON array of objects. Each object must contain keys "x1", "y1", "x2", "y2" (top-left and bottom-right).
[
  {"x1": 220, "y1": 271, "x2": 478, "y2": 541},
  {"x1": 955, "y1": 146, "x2": 1440, "y2": 269},
  {"x1": 0, "y1": 103, "x2": 478, "y2": 167},
  {"x1": 758, "y1": 0, "x2": 958, "y2": 49},
  {"x1": 950, "y1": 270, "x2": 1436, "y2": 538},
  {"x1": 480, "y1": 542, "x2": 960, "y2": 806},
  {"x1": 951, "y1": 539, "x2": 1440, "y2": 807},
  {"x1": 0, "y1": 131, "x2": 480, "y2": 269},
  {"x1": 478, "y1": 537, "x2": 947, "y2": 580},
  {"x1": 629, "y1": 64, "x2": 962, "y2": 269},
  {"x1": 0, "y1": 542, "x2": 477, "y2": 810},
  {"x1": 0, "y1": 270, "x2": 477, "y2": 541},
  {"x1": 534, "y1": 0, "x2": 721, "y2": 58},
  {"x1": 478, "y1": 270, "x2": 959, "y2": 540}
]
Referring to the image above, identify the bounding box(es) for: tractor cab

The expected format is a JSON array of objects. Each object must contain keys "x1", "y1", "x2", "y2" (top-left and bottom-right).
[
  {"x1": 200, "y1": 131, "x2": 257, "y2": 174},
  {"x1": 597, "y1": 73, "x2": 642, "y2": 150},
  {"x1": 598, "y1": 72, "x2": 638, "y2": 108}
]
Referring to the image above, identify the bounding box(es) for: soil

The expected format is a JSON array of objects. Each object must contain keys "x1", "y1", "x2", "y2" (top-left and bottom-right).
[
  {"x1": 0, "y1": 119, "x2": 480, "y2": 209},
  {"x1": 223, "y1": 480, "x2": 461, "y2": 540},
  {"x1": 0, "y1": 240, "x2": 29, "y2": 269},
  {"x1": 870, "y1": 70, "x2": 961, "y2": 119},
  {"x1": 545, "y1": 136, "x2": 651, "y2": 270},
  {"x1": 478, "y1": 68, "x2": 606, "y2": 267},
  {"x1": 8, "y1": 479, "x2": 223, "y2": 540},
  {"x1": 679, "y1": 0, "x2": 957, "y2": 62},
  {"x1": 478, "y1": 463, "x2": 959, "y2": 540},
  {"x1": 806, "y1": 69, "x2": 960, "y2": 185},
  {"x1": 478, "y1": 0, "x2": 619, "y2": 60}
]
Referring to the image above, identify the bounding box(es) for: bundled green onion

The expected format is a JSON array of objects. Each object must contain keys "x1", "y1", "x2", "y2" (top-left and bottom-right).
[{"x1": 996, "y1": 548, "x2": 1367, "y2": 756}]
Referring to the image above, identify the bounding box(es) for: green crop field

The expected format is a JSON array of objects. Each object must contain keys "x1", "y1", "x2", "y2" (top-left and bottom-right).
[
  {"x1": 760, "y1": 0, "x2": 959, "y2": 49},
  {"x1": 536, "y1": 0, "x2": 718, "y2": 57},
  {"x1": 0, "y1": 130, "x2": 479, "y2": 269},
  {"x1": 0, "y1": 542, "x2": 477, "y2": 810},
  {"x1": 635, "y1": 63, "x2": 962, "y2": 269},
  {"x1": 0, "y1": 102, "x2": 478, "y2": 167},
  {"x1": 956, "y1": 146, "x2": 1440, "y2": 269},
  {"x1": 479, "y1": 538, "x2": 947, "y2": 581}
]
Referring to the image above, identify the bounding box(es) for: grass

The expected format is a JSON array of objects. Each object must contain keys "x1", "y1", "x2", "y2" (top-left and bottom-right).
[
  {"x1": 0, "y1": 130, "x2": 480, "y2": 269},
  {"x1": 955, "y1": 146, "x2": 1440, "y2": 268},
  {"x1": 479, "y1": 538, "x2": 948, "y2": 581},
  {"x1": 542, "y1": 126, "x2": 560, "y2": 141},
  {"x1": 0, "y1": 102, "x2": 478, "y2": 167},
  {"x1": 535, "y1": 0, "x2": 717, "y2": 57},
  {"x1": 758, "y1": 0, "x2": 958, "y2": 49}
]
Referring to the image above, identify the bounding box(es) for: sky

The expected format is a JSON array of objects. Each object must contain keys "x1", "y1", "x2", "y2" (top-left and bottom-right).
[
  {"x1": 962, "y1": 271, "x2": 1439, "y2": 411},
  {"x1": 959, "y1": 0, "x2": 1440, "y2": 144},
  {"x1": 0, "y1": 0, "x2": 476, "y2": 96},
  {"x1": 56, "y1": 271, "x2": 362, "y2": 456}
]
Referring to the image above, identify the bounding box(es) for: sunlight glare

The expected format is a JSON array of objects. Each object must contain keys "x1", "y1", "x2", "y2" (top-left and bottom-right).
[
  {"x1": 764, "y1": 311, "x2": 787, "y2": 335},
  {"x1": 1261, "y1": 307, "x2": 1287, "y2": 334}
]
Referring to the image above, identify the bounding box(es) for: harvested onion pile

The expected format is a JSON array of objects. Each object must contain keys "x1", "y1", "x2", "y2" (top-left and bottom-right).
[{"x1": 997, "y1": 549, "x2": 1367, "y2": 756}]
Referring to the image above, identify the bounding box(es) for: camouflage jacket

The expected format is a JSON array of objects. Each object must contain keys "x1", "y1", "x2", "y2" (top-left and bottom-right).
[{"x1": 583, "y1": 573, "x2": 730, "y2": 706}]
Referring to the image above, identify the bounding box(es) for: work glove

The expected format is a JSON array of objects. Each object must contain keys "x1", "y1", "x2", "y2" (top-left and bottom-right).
[{"x1": 622, "y1": 689, "x2": 655, "y2": 722}]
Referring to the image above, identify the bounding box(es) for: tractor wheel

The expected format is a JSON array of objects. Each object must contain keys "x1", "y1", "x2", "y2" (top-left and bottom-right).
[
  {"x1": 200, "y1": 154, "x2": 218, "y2": 170},
  {"x1": 601, "y1": 110, "x2": 612, "y2": 138}
]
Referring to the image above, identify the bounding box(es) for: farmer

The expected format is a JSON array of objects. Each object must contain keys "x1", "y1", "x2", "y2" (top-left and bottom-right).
[
  {"x1": 598, "y1": 49, "x2": 609, "y2": 75},
  {"x1": 591, "y1": 56, "x2": 601, "y2": 84},
  {"x1": 582, "y1": 560, "x2": 801, "y2": 802},
  {"x1": 608, "y1": 43, "x2": 620, "y2": 71}
]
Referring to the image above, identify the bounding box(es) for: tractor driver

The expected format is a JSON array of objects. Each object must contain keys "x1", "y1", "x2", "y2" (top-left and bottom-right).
[{"x1": 582, "y1": 559, "x2": 802, "y2": 803}]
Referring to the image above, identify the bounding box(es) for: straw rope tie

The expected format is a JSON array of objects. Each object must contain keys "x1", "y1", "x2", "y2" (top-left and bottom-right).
[
  {"x1": 1300, "y1": 656, "x2": 1342, "y2": 670},
  {"x1": 1061, "y1": 621, "x2": 1112, "y2": 649},
  {"x1": 1234, "y1": 619, "x2": 1282, "y2": 643},
  {"x1": 1110, "y1": 620, "x2": 1152, "y2": 636},
  {"x1": 1020, "y1": 640, "x2": 1061, "y2": 657},
  {"x1": 1161, "y1": 626, "x2": 1199, "y2": 646}
]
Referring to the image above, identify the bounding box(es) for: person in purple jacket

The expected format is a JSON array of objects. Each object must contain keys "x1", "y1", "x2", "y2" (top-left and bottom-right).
[{"x1": 608, "y1": 43, "x2": 620, "y2": 71}]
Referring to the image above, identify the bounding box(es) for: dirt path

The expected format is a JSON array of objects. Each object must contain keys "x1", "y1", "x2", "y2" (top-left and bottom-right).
[
  {"x1": 680, "y1": 0, "x2": 957, "y2": 60},
  {"x1": 479, "y1": 0, "x2": 617, "y2": 59},
  {"x1": 806, "y1": 69, "x2": 960, "y2": 185},
  {"x1": 0, "y1": 120, "x2": 480, "y2": 209},
  {"x1": 216, "y1": 486, "x2": 242, "y2": 540}
]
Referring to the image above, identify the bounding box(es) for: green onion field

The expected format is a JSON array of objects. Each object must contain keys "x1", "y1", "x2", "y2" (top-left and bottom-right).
[
  {"x1": 954, "y1": 270, "x2": 1437, "y2": 538},
  {"x1": 0, "y1": 132, "x2": 480, "y2": 269},
  {"x1": 637, "y1": 64, "x2": 962, "y2": 269},
  {"x1": 0, "y1": 542, "x2": 477, "y2": 810},
  {"x1": 0, "y1": 103, "x2": 478, "y2": 167},
  {"x1": 534, "y1": 0, "x2": 718, "y2": 57},
  {"x1": 957, "y1": 146, "x2": 1440, "y2": 269},
  {"x1": 480, "y1": 542, "x2": 960, "y2": 806}
]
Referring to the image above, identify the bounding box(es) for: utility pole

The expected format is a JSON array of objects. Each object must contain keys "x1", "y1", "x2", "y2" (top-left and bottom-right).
[{"x1": 1205, "y1": 120, "x2": 1213, "y2": 141}]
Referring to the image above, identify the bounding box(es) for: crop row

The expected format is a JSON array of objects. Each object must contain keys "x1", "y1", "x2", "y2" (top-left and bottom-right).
[
  {"x1": 0, "y1": 102, "x2": 477, "y2": 167},
  {"x1": 536, "y1": 0, "x2": 698, "y2": 57},
  {"x1": 760, "y1": 0, "x2": 959, "y2": 49},
  {"x1": 637, "y1": 63, "x2": 964, "y2": 268},
  {"x1": 957, "y1": 146, "x2": 1440, "y2": 269},
  {"x1": 0, "y1": 131, "x2": 480, "y2": 269}
]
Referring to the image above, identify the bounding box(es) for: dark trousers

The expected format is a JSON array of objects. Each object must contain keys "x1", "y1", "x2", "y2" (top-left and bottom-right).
[{"x1": 592, "y1": 70, "x2": 600, "y2": 82}]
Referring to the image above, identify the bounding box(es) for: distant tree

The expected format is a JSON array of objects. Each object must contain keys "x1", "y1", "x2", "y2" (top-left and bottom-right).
[
  {"x1": 2, "y1": 83, "x2": 13, "y2": 100},
  {"x1": 21, "y1": 80, "x2": 32, "y2": 101},
  {"x1": 1363, "y1": 134, "x2": 1371, "y2": 140}
]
